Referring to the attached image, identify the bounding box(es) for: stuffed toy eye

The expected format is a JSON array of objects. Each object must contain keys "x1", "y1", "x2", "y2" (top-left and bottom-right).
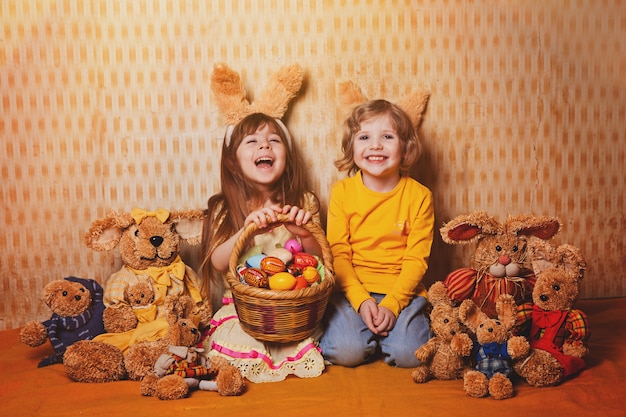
[
  {"x1": 553, "y1": 284, "x2": 561, "y2": 291},
  {"x1": 495, "y1": 245, "x2": 502, "y2": 252},
  {"x1": 62, "y1": 291, "x2": 68, "y2": 297},
  {"x1": 135, "y1": 229, "x2": 140, "y2": 237},
  {"x1": 443, "y1": 318, "x2": 449, "y2": 324},
  {"x1": 512, "y1": 245, "x2": 519, "y2": 252}
]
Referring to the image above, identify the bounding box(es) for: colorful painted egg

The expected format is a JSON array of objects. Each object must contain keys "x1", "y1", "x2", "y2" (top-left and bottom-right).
[
  {"x1": 260, "y1": 256, "x2": 287, "y2": 274},
  {"x1": 284, "y1": 238, "x2": 303, "y2": 254}
]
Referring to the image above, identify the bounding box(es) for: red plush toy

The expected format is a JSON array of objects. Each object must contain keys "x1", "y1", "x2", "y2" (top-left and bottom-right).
[{"x1": 513, "y1": 241, "x2": 589, "y2": 387}]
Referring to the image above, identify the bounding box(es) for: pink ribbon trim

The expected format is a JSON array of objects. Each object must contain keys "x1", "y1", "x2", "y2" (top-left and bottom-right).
[
  {"x1": 208, "y1": 315, "x2": 238, "y2": 336},
  {"x1": 211, "y1": 341, "x2": 321, "y2": 370}
]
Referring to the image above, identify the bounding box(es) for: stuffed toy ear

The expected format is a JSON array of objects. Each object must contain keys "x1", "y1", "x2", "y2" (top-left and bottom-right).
[
  {"x1": 458, "y1": 299, "x2": 487, "y2": 332},
  {"x1": 440, "y1": 211, "x2": 502, "y2": 244},
  {"x1": 427, "y1": 281, "x2": 454, "y2": 307},
  {"x1": 556, "y1": 244, "x2": 587, "y2": 280},
  {"x1": 211, "y1": 62, "x2": 304, "y2": 126},
  {"x1": 528, "y1": 238, "x2": 558, "y2": 275},
  {"x1": 170, "y1": 210, "x2": 205, "y2": 245},
  {"x1": 507, "y1": 214, "x2": 561, "y2": 240},
  {"x1": 84, "y1": 212, "x2": 133, "y2": 251}
]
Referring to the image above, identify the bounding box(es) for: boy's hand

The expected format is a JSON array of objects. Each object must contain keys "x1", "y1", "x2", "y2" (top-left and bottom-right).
[{"x1": 359, "y1": 299, "x2": 396, "y2": 336}]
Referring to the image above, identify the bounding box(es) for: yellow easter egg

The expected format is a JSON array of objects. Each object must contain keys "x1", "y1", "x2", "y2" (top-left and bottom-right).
[{"x1": 268, "y1": 272, "x2": 297, "y2": 291}]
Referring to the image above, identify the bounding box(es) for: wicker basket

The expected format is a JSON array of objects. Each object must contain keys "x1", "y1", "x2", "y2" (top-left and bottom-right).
[{"x1": 226, "y1": 213, "x2": 335, "y2": 343}]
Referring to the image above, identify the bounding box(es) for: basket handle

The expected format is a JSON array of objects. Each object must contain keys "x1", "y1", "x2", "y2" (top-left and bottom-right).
[{"x1": 228, "y1": 212, "x2": 328, "y2": 277}]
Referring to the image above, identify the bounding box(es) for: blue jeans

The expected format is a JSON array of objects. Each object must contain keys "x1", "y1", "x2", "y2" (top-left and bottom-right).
[{"x1": 319, "y1": 292, "x2": 430, "y2": 368}]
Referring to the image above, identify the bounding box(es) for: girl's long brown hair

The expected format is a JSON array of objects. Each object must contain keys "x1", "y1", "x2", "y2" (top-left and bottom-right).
[{"x1": 199, "y1": 113, "x2": 317, "y2": 296}]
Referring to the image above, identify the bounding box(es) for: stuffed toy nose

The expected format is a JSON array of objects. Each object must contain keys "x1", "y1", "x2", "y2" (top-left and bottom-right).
[
  {"x1": 150, "y1": 236, "x2": 164, "y2": 247},
  {"x1": 498, "y1": 255, "x2": 511, "y2": 265}
]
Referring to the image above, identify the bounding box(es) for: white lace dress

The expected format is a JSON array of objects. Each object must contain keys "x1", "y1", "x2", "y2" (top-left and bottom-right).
[{"x1": 202, "y1": 224, "x2": 326, "y2": 383}]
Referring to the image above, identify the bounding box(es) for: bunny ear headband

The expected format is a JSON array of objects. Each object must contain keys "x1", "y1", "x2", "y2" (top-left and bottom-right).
[
  {"x1": 337, "y1": 80, "x2": 430, "y2": 129},
  {"x1": 210, "y1": 63, "x2": 304, "y2": 147}
]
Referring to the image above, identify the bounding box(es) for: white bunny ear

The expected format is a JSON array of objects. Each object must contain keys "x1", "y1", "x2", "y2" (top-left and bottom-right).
[{"x1": 210, "y1": 62, "x2": 304, "y2": 126}]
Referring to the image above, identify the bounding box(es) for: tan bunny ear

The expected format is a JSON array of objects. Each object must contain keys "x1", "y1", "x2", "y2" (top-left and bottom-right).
[
  {"x1": 252, "y1": 64, "x2": 304, "y2": 119},
  {"x1": 338, "y1": 80, "x2": 430, "y2": 129},
  {"x1": 338, "y1": 80, "x2": 368, "y2": 113},
  {"x1": 211, "y1": 63, "x2": 304, "y2": 126},
  {"x1": 210, "y1": 63, "x2": 251, "y2": 125},
  {"x1": 398, "y1": 90, "x2": 430, "y2": 128}
]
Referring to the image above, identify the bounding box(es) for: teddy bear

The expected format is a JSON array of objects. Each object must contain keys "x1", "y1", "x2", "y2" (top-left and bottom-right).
[
  {"x1": 62, "y1": 207, "x2": 211, "y2": 383},
  {"x1": 513, "y1": 240, "x2": 589, "y2": 387},
  {"x1": 19, "y1": 276, "x2": 106, "y2": 367},
  {"x1": 459, "y1": 294, "x2": 530, "y2": 400},
  {"x1": 411, "y1": 281, "x2": 473, "y2": 383},
  {"x1": 125, "y1": 279, "x2": 157, "y2": 324},
  {"x1": 140, "y1": 294, "x2": 245, "y2": 400},
  {"x1": 440, "y1": 211, "x2": 562, "y2": 318}
]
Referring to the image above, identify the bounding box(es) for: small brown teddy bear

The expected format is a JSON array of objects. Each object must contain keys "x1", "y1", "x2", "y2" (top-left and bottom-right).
[
  {"x1": 441, "y1": 211, "x2": 561, "y2": 318},
  {"x1": 513, "y1": 241, "x2": 589, "y2": 387},
  {"x1": 126, "y1": 280, "x2": 157, "y2": 324},
  {"x1": 140, "y1": 295, "x2": 245, "y2": 400},
  {"x1": 459, "y1": 294, "x2": 530, "y2": 400},
  {"x1": 63, "y1": 208, "x2": 211, "y2": 383},
  {"x1": 19, "y1": 277, "x2": 106, "y2": 367},
  {"x1": 412, "y1": 281, "x2": 473, "y2": 383}
]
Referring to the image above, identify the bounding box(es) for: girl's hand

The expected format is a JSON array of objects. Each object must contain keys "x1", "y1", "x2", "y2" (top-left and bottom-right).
[
  {"x1": 280, "y1": 205, "x2": 313, "y2": 238},
  {"x1": 279, "y1": 205, "x2": 323, "y2": 257},
  {"x1": 244, "y1": 207, "x2": 281, "y2": 229},
  {"x1": 279, "y1": 204, "x2": 313, "y2": 227},
  {"x1": 359, "y1": 299, "x2": 396, "y2": 336}
]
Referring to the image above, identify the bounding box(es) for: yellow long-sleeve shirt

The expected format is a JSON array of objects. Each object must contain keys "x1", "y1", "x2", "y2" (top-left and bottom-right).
[{"x1": 327, "y1": 172, "x2": 434, "y2": 317}]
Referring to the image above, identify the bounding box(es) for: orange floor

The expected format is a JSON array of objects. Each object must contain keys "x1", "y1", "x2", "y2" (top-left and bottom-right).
[{"x1": 2, "y1": 297, "x2": 625, "y2": 417}]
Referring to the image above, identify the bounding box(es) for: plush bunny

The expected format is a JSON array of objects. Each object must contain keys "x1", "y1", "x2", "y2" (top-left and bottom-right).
[
  {"x1": 441, "y1": 211, "x2": 561, "y2": 318},
  {"x1": 63, "y1": 208, "x2": 211, "y2": 383},
  {"x1": 459, "y1": 294, "x2": 530, "y2": 400},
  {"x1": 513, "y1": 241, "x2": 589, "y2": 387}
]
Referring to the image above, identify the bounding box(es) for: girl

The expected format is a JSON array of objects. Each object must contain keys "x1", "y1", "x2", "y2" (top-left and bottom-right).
[
  {"x1": 319, "y1": 99, "x2": 434, "y2": 368},
  {"x1": 200, "y1": 113, "x2": 325, "y2": 383}
]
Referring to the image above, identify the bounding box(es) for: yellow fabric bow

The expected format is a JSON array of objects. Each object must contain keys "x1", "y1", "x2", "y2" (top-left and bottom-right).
[
  {"x1": 130, "y1": 207, "x2": 170, "y2": 225},
  {"x1": 128, "y1": 256, "x2": 203, "y2": 304}
]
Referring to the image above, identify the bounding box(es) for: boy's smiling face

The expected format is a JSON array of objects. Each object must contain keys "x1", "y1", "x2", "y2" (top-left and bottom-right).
[{"x1": 352, "y1": 114, "x2": 403, "y2": 192}]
